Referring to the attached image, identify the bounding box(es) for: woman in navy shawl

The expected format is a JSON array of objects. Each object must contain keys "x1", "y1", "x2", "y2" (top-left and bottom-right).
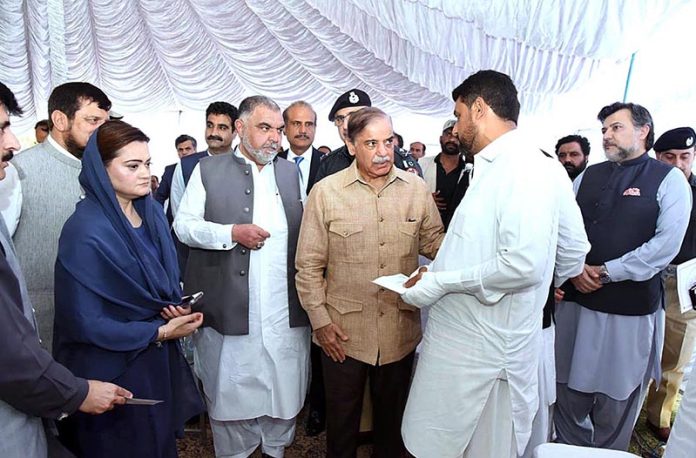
[{"x1": 53, "y1": 121, "x2": 204, "y2": 457}]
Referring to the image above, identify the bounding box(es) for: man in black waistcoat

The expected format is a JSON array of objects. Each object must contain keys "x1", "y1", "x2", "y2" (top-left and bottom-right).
[
  {"x1": 645, "y1": 126, "x2": 696, "y2": 441},
  {"x1": 554, "y1": 102, "x2": 691, "y2": 450}
]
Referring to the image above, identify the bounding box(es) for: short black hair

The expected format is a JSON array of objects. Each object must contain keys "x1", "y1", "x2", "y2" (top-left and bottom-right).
[
  {"x1": 0, "y1": 82, "x2": 23, "y2": 116},
  {"x1": 394, "y1": 132, "x2": 404, "y2": 148},
  {"x1": 597, "y1": 102, "x2": 654, "y2": 151},
  {"x1": 555, "y1": 135, "x2": 591, "y2": 156},
  {"x1": 47, "y1": 82, "x2": 111, "y2": 130},
  {"x1": 452, "y1": 70, "x2": 520, "y2": 124},
  {"x1": 35, "y1": 119, "x2": 48, "y2": 130},
  {"x1": 206, "y1": 102, "x2": 238, "y2": 131},
  {"x1": 175, "y1": 134, "x2": 197, "y2": 149}
]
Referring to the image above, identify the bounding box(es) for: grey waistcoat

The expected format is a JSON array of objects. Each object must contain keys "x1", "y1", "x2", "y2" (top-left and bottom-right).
[{"x1": 184, "y1": 153, "x2": 310, "y2": 335}]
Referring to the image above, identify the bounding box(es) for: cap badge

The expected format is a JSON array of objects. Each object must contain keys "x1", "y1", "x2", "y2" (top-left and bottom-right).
[
  {"x1": 348, "y1": 91, "x2": 359, "y2": 104},
  {"x1": 687, "y1": 136, "x2": 694, "y2": 147}
]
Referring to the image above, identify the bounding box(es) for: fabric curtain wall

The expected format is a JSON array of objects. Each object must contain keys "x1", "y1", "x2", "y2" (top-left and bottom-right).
[{"x1": 0, "y1": 0, "x2": 689, "y2": 132}]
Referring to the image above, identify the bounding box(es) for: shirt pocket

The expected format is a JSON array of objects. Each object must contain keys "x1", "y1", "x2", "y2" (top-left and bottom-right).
[
  {"x1": 397, "y1": 221, "x2": 418, "y2": 257},
  {"x1": 328, "y1": 222, "x2": 365, "y2": 263}
]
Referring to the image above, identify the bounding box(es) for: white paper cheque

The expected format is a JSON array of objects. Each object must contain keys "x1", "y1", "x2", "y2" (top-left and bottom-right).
[{"x1": 372, "y1": 274, "x2": 410, "y2": 295}]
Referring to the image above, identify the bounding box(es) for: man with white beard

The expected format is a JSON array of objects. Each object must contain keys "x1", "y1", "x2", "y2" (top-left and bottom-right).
[{"x1": 174, "y1": 95, "x2": 310, "y2": 458}]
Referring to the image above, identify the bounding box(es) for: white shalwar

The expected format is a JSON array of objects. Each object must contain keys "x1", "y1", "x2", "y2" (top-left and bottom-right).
[
  {"x1": 401, "y1": 129, "x2": 588, "y2": 458},
  {"x1": 178, "y1": 151, "x2": 310, "y2": 457}
]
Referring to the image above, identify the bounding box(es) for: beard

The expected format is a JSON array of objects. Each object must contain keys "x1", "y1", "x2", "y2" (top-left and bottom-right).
[
  {"x1": 604, "y1": 144, "x2": 633, "y2": 163},
  {"x1": 440, "y1": 140, "x2": 459, "y2": 156},
  {"x1": 564, "y1": 161, "x2": 587, "y2": 179},
  {"x1": 64, "y1": 130, "x2": 85, "y2": 159},
  {"x1": 242, "y1": 136, "x2": 279, "y2": 164}
]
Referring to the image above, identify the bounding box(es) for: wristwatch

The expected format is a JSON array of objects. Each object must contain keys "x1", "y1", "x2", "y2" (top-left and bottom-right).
[{"x1": 598, "y1": 264, "x2": 612, "y2": 284}]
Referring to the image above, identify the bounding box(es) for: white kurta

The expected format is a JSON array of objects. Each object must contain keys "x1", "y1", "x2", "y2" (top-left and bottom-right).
[
  {"x1": 176, "y1": 151, "x2": 310, "y2": 422},
  {"x1": 401, "y1": 129, "x2": 587, "y2": 457}
]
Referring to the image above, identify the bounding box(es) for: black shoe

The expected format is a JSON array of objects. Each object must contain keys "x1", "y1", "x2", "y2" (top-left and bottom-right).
[{"x1": 305, "y1": 409, "x2": 325, "y2": 436}]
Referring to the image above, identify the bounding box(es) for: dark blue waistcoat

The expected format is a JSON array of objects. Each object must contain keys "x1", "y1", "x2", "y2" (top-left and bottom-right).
[
  {"x1": 181, "y1": 151, "x2": 208, "y2": 185},
  {"x1": 566, "y1": 153, "x2": 671, "y2": 315}
]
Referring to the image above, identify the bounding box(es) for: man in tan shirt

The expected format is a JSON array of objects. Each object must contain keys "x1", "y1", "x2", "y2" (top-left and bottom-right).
[{"x1": 296, "y1": 107, "x2": 444, "y2": 458}]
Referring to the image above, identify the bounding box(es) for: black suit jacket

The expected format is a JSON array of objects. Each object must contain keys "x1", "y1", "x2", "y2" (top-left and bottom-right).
[
  {"x1": 0, "y1": 247, "x2": 88, "y2": 419},
  {"x1": 278, "y1": 147, "x2": 323, "y2": 194},
  {"x1": 154, "y1": 163, "x2": 176, "y2": 225}
]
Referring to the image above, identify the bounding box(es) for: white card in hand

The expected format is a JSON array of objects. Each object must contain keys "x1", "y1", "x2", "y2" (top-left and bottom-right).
[
  {"x1": 124, "y1": 398, "x2": 163, "y2": 406},
  {"x1": 372, "y1": 274, "x2": 410, "y2": 295}
]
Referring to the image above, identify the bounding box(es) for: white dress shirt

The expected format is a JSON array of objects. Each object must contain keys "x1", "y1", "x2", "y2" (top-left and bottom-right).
[
  {"x1": 401, "y1": 129, "x2": 588, "y2": 457},
  {"x1": 0, "y1": 163, "x2": 22, "y2": 236},
  {"x1": 285, "y1": 147, "x2": 313, "y2": 201},
  {"x1": 170, "y1": 151, "x2": 211, "y2": 218}
]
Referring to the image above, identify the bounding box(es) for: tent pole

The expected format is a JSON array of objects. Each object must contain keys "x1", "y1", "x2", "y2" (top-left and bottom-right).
[{"x1": 622, "y1": 53, "x2": 636, "y2": 102}]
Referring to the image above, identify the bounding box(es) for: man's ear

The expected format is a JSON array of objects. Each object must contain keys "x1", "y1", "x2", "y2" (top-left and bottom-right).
[
  {"x1": 471, "y1": 97, "x2": 488, "y2": 119},
  {"x1": 234, "y1": 118, "x2": 244, "y2": 137},
  {"x1": 51, "y1": 110, "x2": 69, "y2": 132}
]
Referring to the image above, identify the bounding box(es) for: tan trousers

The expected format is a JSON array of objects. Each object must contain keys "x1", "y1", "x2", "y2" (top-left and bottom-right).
[{"x1": 646, "y1": 276, "x2": 696, "y2": 427}]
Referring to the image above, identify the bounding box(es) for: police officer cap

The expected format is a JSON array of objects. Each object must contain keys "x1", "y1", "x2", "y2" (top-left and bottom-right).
[
  {"x1": 654, "y1": 127, "x2": 696, "y2": 152},
  {"x1": 328, "y1": 89, "x2": 371, "y2": 121}
]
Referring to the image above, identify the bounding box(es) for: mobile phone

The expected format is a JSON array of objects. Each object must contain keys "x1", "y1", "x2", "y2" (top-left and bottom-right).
[{"x1": 180, "y1": 291, "x2": 204, "y2": 308}]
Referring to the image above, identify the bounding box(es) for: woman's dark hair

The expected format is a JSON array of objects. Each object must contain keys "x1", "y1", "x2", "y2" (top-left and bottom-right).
[
  {"x1": 97, "y1": 120, "x2": 150, "y2": 165},
  {"x1": 346, "y1": 107, "x2": 390, "y2": 143}
]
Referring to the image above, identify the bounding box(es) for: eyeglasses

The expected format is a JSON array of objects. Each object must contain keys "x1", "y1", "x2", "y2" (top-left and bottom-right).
[{"x1": 334, "y1": 115, "x2": 348, "y2": 126}]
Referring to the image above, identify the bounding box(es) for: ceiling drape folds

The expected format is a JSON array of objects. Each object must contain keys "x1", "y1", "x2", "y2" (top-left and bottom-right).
[{"x1": 0, "y1": 0, "x2": 687, "y2": 130}]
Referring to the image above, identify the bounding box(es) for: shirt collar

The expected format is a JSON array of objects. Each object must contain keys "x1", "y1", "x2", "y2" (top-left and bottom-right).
[
  {"x1": 475, "y1": 128, "x2": 519, "y2": 164},
  {"x1": 47, "y1": 134, "x2": 81, "y2": 163},
  {"x1": 342, "y1": 160, "x2": 409, "y2": 189},
  {"x1": 287, "y1": 146, "x2": 312, "y2": 160}
]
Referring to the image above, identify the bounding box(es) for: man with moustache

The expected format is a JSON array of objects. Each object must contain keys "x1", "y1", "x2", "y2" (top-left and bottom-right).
[
  {"x1": 276, "y1": 100, "x2": 327, "y2": 436},
  {"x1": 555, "y1": 134, "x2": 591, "y2": 180},
  {"x1": 555, "y1": 103, "x2": 691, "y2": 451},
  {"x1": 169, "y1": 102, "x2": 238, "y2": 218},
  {"x1": 409, "y1": 141, "x2": 426, "y2": 160},
  {"x1": 278, "y1": 101, "x2": 323, "y2": 202},
  {"x1": 296, "y1": 107, "x2": 443, "y2": 457},
  {"x1": 12, "y1": 82, "x2": 111, "y2": 350},
  {"x1": 419, "y1": 120, "x2": 472, "y2": 230},
  {"x1": 400, "y1": 70, "x2": 588, "y2": 458},
  {"x1": 175, "y1": 96, "x2": 310, "y2": 458},
  {"x1": 645, "y1": 127, "x2": 696, "y2": 441},
  {"x1": 315, "y1": 89, "x2": 421, "y2": 182}
]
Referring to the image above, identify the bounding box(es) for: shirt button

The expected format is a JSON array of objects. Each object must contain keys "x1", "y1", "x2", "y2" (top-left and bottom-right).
[
  {"x1": 379, "y1": 217, "x2": 384, "y2": 222},
  {"x1": 380, "y1": 263, "x2": 386, "y2": 269},
  {"x1": 240, "y1": 270, "x2": 246, "y2": 276},
  {"x1": 379, "y1": 311, "x2": 385, "y2": 317},
  {"x1": 222, "y1": 244, "x2": 227, "y2": 248},
  {"x1": 379, "y1": 241, "x2": 385, "y2": 246},
  {"x1": 379, "y1": 288, "x2": 385, "y2": 293},
  {"x1": 243, "y1": 207, "x2": 250, "y2": 213},
  {"x1": 245, "y1": 170, "x2": 250, "y2": 175},
  {"x1": 245, "y1": 189, "x2": 251, "y2": 195},
  {"x1": 241, "y1": 249, "x2": 247, "y2": 255}
]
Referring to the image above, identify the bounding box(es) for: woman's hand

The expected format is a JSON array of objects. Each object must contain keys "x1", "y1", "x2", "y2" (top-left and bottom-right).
[
  {"x1": 158, "y1": 313, "x2": 203, "y2": 341},
  {"x1": 160, "y1": 304, "x2": 192, "y2": 320}
]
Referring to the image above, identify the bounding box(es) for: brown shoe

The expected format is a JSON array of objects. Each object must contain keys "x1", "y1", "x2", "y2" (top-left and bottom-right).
[{"x1": 646, "y1": 419, "x2": 671, "y2": 442}]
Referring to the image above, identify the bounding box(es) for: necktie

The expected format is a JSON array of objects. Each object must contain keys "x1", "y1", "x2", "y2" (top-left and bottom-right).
[{"x1": 293, "y1": 156, "x2": 305, "y2": 185}]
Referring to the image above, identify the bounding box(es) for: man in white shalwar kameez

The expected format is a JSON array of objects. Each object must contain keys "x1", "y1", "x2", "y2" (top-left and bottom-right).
[
  {"x1": 400, "y1": 70, "x2": 588, "y2": 458},
  {"x1": 174, "y1": 96, "x2": 310, "y2": 458}
]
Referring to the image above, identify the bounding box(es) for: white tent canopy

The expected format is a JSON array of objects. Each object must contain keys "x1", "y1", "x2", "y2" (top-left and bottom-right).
[{"x1": 2, "y1": 0, "x2": 695, "y2": 174}]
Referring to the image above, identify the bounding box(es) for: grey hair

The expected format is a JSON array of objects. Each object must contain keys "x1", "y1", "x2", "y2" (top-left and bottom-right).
[
  {"x1": 282, "y1": 100, "x2": 317, "y2": 124},
  {"x1": 237, "y1": 95, "x2": 281, "y2": 122}
]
